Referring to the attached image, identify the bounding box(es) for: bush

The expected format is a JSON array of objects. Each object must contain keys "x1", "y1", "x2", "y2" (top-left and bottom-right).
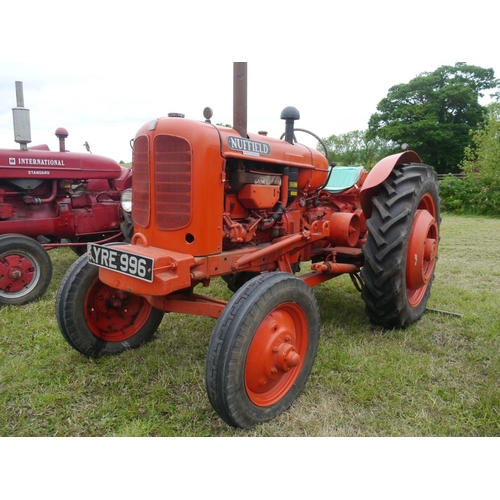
[
  {"x1": 442, "y1": 102, "x2": 500, "y2": 217},
  {"x1": 440, "y1": 175, "x2": 500, "y2": 216},
  {"x1": 440, "y1": 177, "x2": 469, "y2": 214}
]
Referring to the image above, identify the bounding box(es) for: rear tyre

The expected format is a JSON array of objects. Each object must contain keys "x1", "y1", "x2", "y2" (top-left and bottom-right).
[
  {"x1": 56, "y1": 253, "x2": 164, "y2": 357},
  {"x1": 0, "y1": 234, "x2": 53, "y2": 305},
  {"x1": 361, "y1": 163, "x2": 440, "y2": 328},
  {"x1": 206, "y1": 272, "x2": 320, "y2": 428}
]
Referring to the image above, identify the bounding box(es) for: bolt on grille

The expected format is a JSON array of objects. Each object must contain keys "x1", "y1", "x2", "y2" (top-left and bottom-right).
[
  {"x1": 154, "y1": 135, "x2": 192, "y2": 230},
  {"x1": 132, "y1": 135, "x2": 150, "y2": 228}
]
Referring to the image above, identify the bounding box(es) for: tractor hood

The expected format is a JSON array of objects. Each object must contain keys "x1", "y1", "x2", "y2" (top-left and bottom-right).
[{"x1": 0, "y1": 147, "x2": 123, "y2": 180}]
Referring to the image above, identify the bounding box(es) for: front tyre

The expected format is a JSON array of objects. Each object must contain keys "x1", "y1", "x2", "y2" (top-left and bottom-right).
[
  {"x1": 206, "y1": 272, "x2": 321, "y2": 429},
  {"x1": 56, "y1": 253, "x2": 164, "y2": 357},
  {"x1": 0, "y1": 234, "x2": 53, "y2": 305},
  {"x1": 361, "y1": 163, "x2": 440, "y2": 328}
]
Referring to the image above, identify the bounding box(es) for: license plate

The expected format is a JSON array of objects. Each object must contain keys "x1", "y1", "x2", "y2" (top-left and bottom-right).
[{"x1": 87, "y1": 243, "x2": 154, "y2": 282}]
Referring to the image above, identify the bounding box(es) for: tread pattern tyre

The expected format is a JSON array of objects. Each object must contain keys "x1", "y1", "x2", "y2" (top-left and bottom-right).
[
  {"x1": 361, "y1": 163, "x2": 440, "y2": 328},
  {"x1": 0, "y1": 234, "x2": 53, "y2": 305},
  {"x1": 206, "y1": 272, "x2": 320, "y2": 428},
  {"x1": 56, "y1": 253, "x2": 164, "y2": 357}
]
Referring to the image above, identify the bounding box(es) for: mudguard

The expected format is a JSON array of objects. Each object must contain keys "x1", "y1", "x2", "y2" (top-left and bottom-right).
[{"x1": 359, "y1": 150, "x2": 421, "y2": 218}]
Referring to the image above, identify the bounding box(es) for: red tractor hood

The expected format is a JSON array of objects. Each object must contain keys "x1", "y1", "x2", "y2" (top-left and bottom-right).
[{"x1": 0, "y1": 147, "x2": 123, "y2": 180}]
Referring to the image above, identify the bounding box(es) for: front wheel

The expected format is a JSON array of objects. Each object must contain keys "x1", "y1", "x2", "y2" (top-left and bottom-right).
[
  {"x1": 361, "y1": 163, "x2": 440, "y2": 328},
  {"x1": 206, "y1": 272, "x2": 321, "y2": 428},
  {"x1": 0, "y1": 234, "x2": 53, "y2": 305},
  {"x1": 56, "y1": 253, "x2": 164, "y2": 357}
]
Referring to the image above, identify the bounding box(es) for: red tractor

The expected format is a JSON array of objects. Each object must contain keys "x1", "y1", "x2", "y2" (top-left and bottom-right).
[
  {"x1": 56, "y1": 64, "x2": 440, "y2": 428},
  {"x1": 0, "y1": 82, "x2": 132, "y2": 305}
]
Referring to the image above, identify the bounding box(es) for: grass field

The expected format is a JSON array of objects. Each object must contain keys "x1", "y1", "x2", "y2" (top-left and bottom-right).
[{"x1": 1, "y1": 214, "x2": 499, "y2": 436}]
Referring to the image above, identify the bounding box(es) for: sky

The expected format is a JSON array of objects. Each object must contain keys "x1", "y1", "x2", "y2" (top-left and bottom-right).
[{"x1": 1, "y1": 2, "x2": 499, "y2": 164}]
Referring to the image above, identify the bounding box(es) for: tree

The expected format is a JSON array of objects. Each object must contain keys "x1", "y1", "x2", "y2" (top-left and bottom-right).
[
  {"x1": 461, "y1": 102, "x2": 500, "y2": 179},
  {"x1": 440, "y1": 102, "x2": 500, "y2": 216},
  {"x1": 367, "y1": 63, "x2": 499, "y2": 174},
  {"x1": 321, "y1": 129, "x2": 397, "y2": 168},
  {"x1": 461, "y1": 102, "x2": 500, "y2": 214}
]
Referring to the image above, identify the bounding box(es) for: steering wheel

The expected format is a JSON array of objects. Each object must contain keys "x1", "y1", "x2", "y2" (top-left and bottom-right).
[{"x1": 280, "y1": 128, "x2": 329, "y2": 159}]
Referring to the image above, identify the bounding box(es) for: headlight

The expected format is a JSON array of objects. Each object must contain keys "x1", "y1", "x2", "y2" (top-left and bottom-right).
[{"x1": 120, "y1": 188, "x2": 132, "y2": 213}]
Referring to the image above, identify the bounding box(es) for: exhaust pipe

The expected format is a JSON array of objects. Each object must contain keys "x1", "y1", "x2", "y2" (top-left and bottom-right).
[
  {"x1": 12, "y1": 81, "x2": 31, "y2": 151},
  {"x1": 233, "y1": 62, "x2": 247, "y2": 138}
]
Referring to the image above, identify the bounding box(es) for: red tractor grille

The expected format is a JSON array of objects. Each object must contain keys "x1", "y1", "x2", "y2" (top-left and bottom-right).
[
  {"x1": 154, "y1": 135, "x2": 192, "y2": 230},
  {"x1": 132, "y1": 135, "x2": 150, "y2": 227}
]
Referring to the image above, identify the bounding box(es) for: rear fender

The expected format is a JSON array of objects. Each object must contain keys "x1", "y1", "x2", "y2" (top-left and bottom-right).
[{"x1": 359, "y1": 150, "x2": 421, "y2": 218}]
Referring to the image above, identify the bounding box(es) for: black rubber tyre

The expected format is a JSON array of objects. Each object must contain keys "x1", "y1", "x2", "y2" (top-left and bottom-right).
[
  {"x1": 69, "y1": 244, "x2": 88, "y2": 257},
  {"x1": 56, "y1": 253, "x2": 164, "y2": 357},
  {"x1": 221, "y1": 271, "x2": 259, "y2": 293},
  {"x1": 222, "y1": 264, "x2": 300, "y2": 293},
  {"x1": 361, "y1": 163, "x2": 441, "y2": 328},
  {"x1": 69, "y1": 232, "x2": 124, "y2": 256},
  {"x1": 0, "y1": 234, "x2": 53, "y2": 305},
  {"x1": 206, "y1": 272, "x2": 321, "y2": 429}
]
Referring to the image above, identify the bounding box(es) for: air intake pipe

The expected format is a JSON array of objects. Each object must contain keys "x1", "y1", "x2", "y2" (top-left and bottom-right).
[{"x1": 280, "y1": 106, "x2": 300, "y2": 144}]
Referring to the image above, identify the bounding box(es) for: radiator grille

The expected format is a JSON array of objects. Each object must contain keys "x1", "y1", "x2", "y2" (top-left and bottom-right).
[
  {"x1": 132, "y1": 135, "x2": 150, "y2": 227},
  {"x1": 154, "y1": 135, "x2": 192, "y2": 230}
]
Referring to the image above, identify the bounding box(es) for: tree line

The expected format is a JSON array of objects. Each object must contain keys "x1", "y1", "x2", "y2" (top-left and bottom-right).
[{"x1": 321, "y1": 62, "x2": 499, "y2": 176}]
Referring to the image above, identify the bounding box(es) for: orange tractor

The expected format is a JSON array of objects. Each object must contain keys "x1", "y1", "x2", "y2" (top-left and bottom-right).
[{"x1": 56, "y1": 63, "x2": 440, "y2": 428}]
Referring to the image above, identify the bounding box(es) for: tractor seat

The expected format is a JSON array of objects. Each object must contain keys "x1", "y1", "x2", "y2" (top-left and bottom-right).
[{"x1": 323, "y1": 165, "x2": 365, "y2": 193}]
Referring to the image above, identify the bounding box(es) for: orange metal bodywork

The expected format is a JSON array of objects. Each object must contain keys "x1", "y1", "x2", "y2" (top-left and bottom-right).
[
  {"x1": 132, "y1": 118, "x2": 226, "y2": 256},
  {"x1": 359, "y1": 150, "x2": 421, "y2": 218},
  {"x1": 130, "y1": 118, "x2": 329, "y2": 258},
  {"x1": 95, "y1": 116, "x2": 383, "y2": 317}
]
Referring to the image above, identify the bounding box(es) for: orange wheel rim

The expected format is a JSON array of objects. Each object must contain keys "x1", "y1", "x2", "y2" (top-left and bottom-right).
[
  {"x1": 406, "y1": 193, "x2": 439, "y2": 307},
  {"x1": 245, "y1": 303, "x2": 309, "y2": 407},
  {"x1": 84, "y1": 277, "x2": 154, "y2": 341}
]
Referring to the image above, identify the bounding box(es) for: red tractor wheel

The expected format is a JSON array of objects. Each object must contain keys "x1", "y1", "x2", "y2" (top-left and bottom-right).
[
  {"x1": 0, "y1": 234, "x2": 53, "y2": 306},
  {"x1": 361, "y1": 163, "x2": 441, "y2": 328},
  {"x1": 205, "y1": 272, "x2": 320, "y2": 428},
  {"x1": 56, "y1": 253, "x2": 164, "y2": 357}
]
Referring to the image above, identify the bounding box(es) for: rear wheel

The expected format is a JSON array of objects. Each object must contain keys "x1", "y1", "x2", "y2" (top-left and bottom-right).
[
  {"x1": 206, "y1": 272, "x2": 320, "y2": 428},
  {"x1": 361, "y1": 163, "x2": 440, "y2": 328},
  {"x1": 56, "y1": 253, "x2": 164, "y2": 357},
  {"x1": 0, "y1": 234, "x2": 53, "y2": 305}
]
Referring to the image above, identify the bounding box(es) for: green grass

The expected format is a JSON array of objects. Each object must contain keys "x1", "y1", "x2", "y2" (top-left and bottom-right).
[{"x1": 1, "y1": 214, "x2": 499, "y2": 436}]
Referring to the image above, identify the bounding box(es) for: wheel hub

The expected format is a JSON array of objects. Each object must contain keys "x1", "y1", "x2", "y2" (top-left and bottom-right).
[
  {"x1": 275, "y1": 342, "x2": 300, "y2": 372},
  {"x1": 0, "y1": 255, "x2": 35, "y2": 293},
  {"x1": 108, "y1": 291, "x2": 129, "y2": 309},
  {"x1": 9, "y1": 267, "x2": 22, "y2": 281},
  {"x1": 84, "y1": 278, "x2": 155, "y2": 341},
  {"x1": 406, "y1": 209, "x2": 438, "y2": 290},
  {"x1": 245, "y1": 304, "x2": 308, "y2": 406}
]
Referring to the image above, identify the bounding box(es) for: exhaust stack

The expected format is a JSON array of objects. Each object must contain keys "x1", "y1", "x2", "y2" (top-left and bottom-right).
[
  {"x1": 12, "y1": 81, "x2": 31, "y2": 151},
  {"x1": 233, "y1": 62, "x2": 248, "y2": 138}
]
